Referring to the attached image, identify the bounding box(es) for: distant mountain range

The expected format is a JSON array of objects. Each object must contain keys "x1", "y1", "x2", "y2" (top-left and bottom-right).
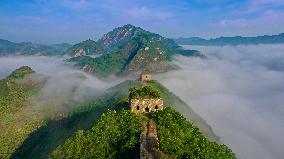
[
  {"x1": 0, "y1": 39, "x2": 71, "y2": 56},
  {"x1": 175, "y1": 33, "x2": 284, "y2": 46},
  {"x1": 2, "y1": 32, "x2": 284, "y2": 57}
]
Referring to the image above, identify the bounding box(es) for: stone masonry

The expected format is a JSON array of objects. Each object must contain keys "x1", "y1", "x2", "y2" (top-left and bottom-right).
[{"x1": 130, "y1": 98, "x2": 163, "y2": 114}]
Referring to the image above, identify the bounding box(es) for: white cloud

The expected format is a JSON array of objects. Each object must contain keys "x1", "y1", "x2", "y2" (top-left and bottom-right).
[
  {"x1": 155, "y1": 44, "x2": 284, "y2": 159},
  {"x1": 0, "y1": 56, "x2": 123, "y2": 113}
]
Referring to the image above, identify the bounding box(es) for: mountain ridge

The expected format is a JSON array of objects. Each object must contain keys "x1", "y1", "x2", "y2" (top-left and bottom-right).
[
  {"x1": 68, "y1": 24, "x2": 203, "y2": 76},
  {"x1": 0, "y1": 39, "x2": 72, "y2": 56},
  {"x1": 175, "y1": 33, "x2": 284, "y2": 45}
]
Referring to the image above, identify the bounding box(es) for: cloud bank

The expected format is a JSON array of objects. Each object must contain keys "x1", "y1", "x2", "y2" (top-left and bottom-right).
[
  {"x1": 155, "y1": 44, "x2": 284, "y2": 159},
  {"x1": 0, "y1": 56, "x2": 122, "y2": 113}
]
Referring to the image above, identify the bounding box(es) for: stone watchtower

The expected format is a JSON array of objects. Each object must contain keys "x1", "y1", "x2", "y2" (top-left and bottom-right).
[
  {"x1": 129, "y1": 86, "x2": 163, "y2": 114},
  {"x1": 130, "y1": 98, "x2": 163, "y2": 114},
  {"x1": 140, "y1": 73, "x2": 151, "y2": 81}
]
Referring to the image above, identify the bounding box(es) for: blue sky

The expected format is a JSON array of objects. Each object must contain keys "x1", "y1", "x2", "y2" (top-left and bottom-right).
[{"x1": 0, "y1": 0, "x2": 284, "y2": 44}]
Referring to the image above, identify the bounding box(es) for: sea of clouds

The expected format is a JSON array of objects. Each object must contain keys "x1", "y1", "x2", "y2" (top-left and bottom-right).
[{"x1": 154, "y1": 44, "x2": 284, "y2": 159}]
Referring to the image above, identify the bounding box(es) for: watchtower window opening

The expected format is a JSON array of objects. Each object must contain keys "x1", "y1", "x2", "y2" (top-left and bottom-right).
[
  {"x1": 155, "y1": 105, "x2": 158, "y2": 109},
  {"x1": 137, "y1": 105, "x2": 140, "y2": 110},
  {"x1": 145, "y1": 107, "x2": 150, "y2": 112}
]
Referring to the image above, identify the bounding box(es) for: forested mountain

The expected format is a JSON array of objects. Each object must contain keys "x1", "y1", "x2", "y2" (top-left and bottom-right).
[{"x1": 68, "y1": 24, "x2": 203, "y2": 76}]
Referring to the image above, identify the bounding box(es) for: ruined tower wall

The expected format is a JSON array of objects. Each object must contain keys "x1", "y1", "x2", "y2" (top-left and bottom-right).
[
  {"x1": 140, "y1": 74, "x2": 151, "y2": 81},
  {"x1": 130, "y1": 98, "x2": 163, "y2": 114}
]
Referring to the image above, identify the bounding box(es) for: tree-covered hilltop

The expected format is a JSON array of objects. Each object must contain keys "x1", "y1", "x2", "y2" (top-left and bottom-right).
[
  {"x1": 0, "y1": 66, "x2": 37, "y2": 113},
  {"x1": 7, "y1": 66, "x2": 35, "y2": 79},
  {"x1": 129, "y1": 86, "x2": 162, "y2": 99},
  {"x1": 68, "y1": 24, "x2": 204, "y2": 76},
  {"x1": 0, "y1": 66, "x2": 44, "y2": 159}
]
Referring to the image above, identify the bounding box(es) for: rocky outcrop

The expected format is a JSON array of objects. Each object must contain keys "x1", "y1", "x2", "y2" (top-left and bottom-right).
[
  {"x1": 81, "y1": 65, "x2": 94, "y2": 73},
  {"x1": 74, "y1": 48, "x2": 85, "y2": 57},
  {"x1": 97, "y1": 24, "x2": 147, "y2": 50},
  {"x1": 65, "y1": 39, "x2": 103, "y2": 56}
]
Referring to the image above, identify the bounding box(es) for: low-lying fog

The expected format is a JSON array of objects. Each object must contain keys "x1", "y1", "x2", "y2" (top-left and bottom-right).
[
  {"x1": 0, "y1": 56, "x2": 123, "y2": 112},
  {"x1": 0, "y1": 44, "x2": 283, "y2": 159},
  {"x1": 155, "y1": 44, "x2": 284, "y2": 159}
]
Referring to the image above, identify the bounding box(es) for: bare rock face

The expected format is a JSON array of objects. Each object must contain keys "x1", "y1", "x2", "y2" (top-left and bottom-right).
[
  {"x1": 81, "y1": 65, "x2": 93, "y2": 73},
  {"x1": 97, "y1": 24, "x2": 147, "y2": 49},
  {"x1": 74, "y1": 48, "x2": 85, "y2": 57}
]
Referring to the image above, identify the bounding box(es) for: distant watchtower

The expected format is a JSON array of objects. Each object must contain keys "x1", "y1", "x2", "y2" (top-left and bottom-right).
[{"x1": 140, "y1": 73, "x2": 151, "y2": 81}]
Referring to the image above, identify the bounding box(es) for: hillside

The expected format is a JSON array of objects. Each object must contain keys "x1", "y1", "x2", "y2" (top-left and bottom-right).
[
  {"x1": 49, "y1": 82, "x2": 235, "y2": 159},
  {"x1": 8, "y1": 79, "x2": 225, "y2": 159},
  {"x1": 0, "y1": 66, "x2": 45, "y2": 159},
  {"x1": 65, "y1": 39, "x2": 104, "y2": 57},
  {"x1": 68, "y1": 24, "x2": 203, "y2": 76},
  {"x1": 175, "y1": 33, "x2": 284, "y2": 46},
  {"x1": 0, "y1": 39, "x2": 71, "y2": 56},
  {"x1": 50, "y1": 107, "x2": 235, "y2": 159},
  {"x1": 0, "y1": 67, "x2": 235, "y2": 158},
  {"x1": 65, "y1": 24, "x2": 150, "y2": 57}
]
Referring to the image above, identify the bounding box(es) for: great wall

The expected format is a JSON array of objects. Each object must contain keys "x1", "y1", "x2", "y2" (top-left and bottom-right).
[
  {"x1": 140, "y1": 120, "x2": 168, "y2": 159},
  {"x1": 131, "y1": 73, "x2": 168, "y2": 159}
]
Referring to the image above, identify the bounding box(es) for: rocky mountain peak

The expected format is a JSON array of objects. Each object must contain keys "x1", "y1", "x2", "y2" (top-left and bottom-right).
[{"x1": 97, "y1": 24, "x2": 148, "y2": 49}]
